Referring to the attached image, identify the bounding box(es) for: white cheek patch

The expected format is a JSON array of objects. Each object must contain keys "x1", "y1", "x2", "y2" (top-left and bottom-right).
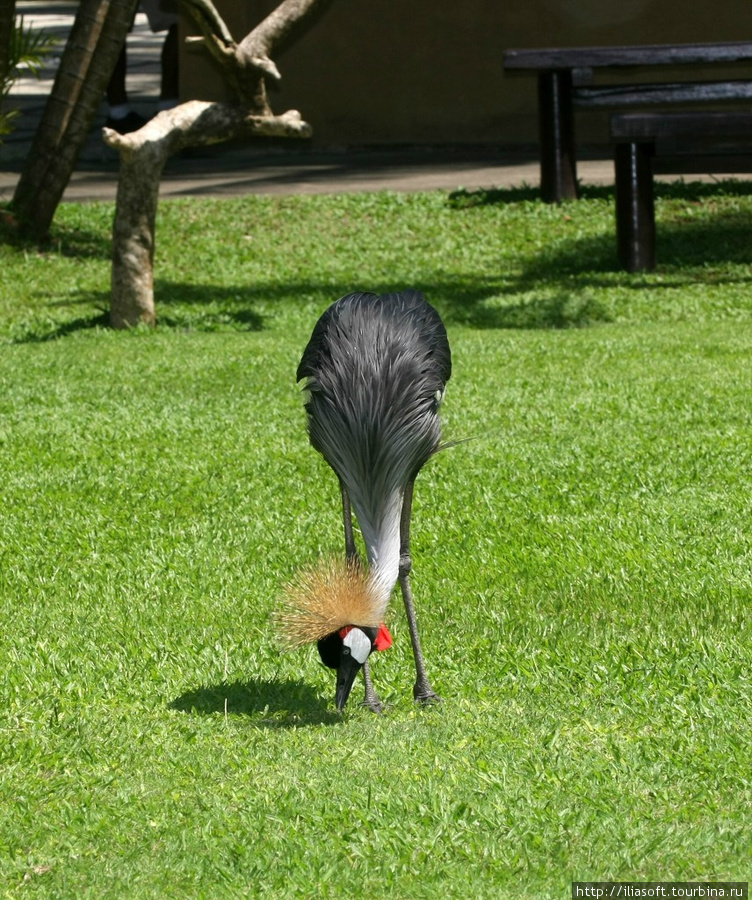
[{"x1": 343, "y1": 628, "x2": 372, "y2": 665}]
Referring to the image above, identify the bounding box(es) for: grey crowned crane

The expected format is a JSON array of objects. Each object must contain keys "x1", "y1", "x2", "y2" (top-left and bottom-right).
[{"x1": 278, "y1": 290, "x2": 451, "y2": 712}]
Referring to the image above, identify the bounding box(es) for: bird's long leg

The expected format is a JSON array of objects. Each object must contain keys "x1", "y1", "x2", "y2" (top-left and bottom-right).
[
  {"x1": 361, "y1": 659, "x2": 384, "y2": 714},
  {"x1": 340, "y1": 480, "x2": 383, "y2": 713},
  {"x1": 399, "y1": 479, "x2": 441, "y2": 703}
]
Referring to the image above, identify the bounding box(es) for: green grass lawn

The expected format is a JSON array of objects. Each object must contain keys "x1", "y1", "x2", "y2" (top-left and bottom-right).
[{"x1": 0, "y1": 181, "x2": 750, "y2": 898}]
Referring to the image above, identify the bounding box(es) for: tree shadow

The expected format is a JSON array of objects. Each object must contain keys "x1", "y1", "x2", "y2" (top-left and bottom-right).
[
  {"x1": 434, "y1": 181, "x2": 752, "y2": 330},
  {"x1": 8, "y1": 176, "x2": 752, "y2": 341},
  {"x1": 8, "y1": 308, "x2": 111, "y2": 343},
  {"x1": 510, "y1": 214, "x2": 752, "y2": 277},
  {"x1": 169, "y1": 677, "x2": 340, "y2": 728},
  {"x1": 9, "y1": 282, "x2": 267, "y2": 343},
  {"x1": 445, "y1": 288, "x2": 615, "y2": 330},
  {"x1": 447, "y1": 177, "x2": 752, "y2": 209},
  {"x1": 151, "y1": 282, "x2": 265, "y2": 331},
  {"x1": 48, "y1": 226, "x2": 112, "y2": 260},
  {"x1": 0, "y1": 211, "x2": 112, "y2": 260}
]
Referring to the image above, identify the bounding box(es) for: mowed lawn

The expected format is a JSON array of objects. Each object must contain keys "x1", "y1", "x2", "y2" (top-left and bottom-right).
[{"x1": 0, "y1": 183, "x2": 750, "y2": 898}]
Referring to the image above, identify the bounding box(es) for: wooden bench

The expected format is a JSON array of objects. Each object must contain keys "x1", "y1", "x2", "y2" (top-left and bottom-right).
[
  {"x1": 503, "y1": 42, "x2": 752, "y2": 202},
  {"x1": 611, "y1": 110, "x2": 752, "y2": 271}
]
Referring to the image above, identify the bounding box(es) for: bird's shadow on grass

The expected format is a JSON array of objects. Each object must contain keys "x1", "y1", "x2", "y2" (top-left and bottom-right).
[{"x1": 168, "y1": 678, "x2": 340, "y2": 729}]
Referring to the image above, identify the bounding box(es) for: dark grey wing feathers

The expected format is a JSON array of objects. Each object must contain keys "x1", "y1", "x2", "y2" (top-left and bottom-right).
[
  {"x1": 297, "y1": 290, "x2": 450, "y2": 389},
  {"x1": 296, "y1": 290, "x2": 451, "y2": 518},
  {"x1": 296, "y1": 291, "x2": 379, "y2": 383}
]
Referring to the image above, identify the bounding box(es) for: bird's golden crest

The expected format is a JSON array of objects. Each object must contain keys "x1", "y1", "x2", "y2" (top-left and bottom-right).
[{"x1": 276, "y1": 557, "x2": 386, "y2": 647}]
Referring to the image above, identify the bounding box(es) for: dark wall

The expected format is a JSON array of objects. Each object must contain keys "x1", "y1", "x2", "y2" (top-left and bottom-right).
[{"x1": 180, "y1": 0, "x2": 752, "y2": 148}]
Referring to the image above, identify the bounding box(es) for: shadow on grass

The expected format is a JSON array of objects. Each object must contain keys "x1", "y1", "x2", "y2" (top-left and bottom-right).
[
  {"x1": 447, "y1": 177, "x2": 752, "y2": 208},
  {"x1": 11, "y1": 310, "x2": 111, "y2": 343},
  {"x1": 169, "y1": 678, "x2": 340, "y2": 728},
  {"x1": 0, "y1": 213, "x2": 111, "y2": 260},
  {"x1": 8, "y1": 179, "x2": 752, "y2": 340},
  {"x1": 9, "y1": 282, "x2": 266, "y2": 343},
  {"x1": 154, "y1": 282, "x2": 265, "y2": 332},
  {"x1": 49, "y1": 227, "x2": 112, "y2": 260},
  {"x1": 435, "y1": 183, "x2": 752, "y2": 329}
]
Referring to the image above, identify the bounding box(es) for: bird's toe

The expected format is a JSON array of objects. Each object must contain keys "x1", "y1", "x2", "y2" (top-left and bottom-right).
[{"x1": 413, "y1": 685, "x2": 442, "y2": 705}]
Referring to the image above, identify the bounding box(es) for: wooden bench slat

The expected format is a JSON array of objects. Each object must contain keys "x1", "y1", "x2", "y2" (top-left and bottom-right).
[
  {"x1": 503, "y1": 42, "x2": 752, "y2": 71},
  {"x1": 611, "y1": 110, "x2": 752, "y2": 139},
  {"x1": 574, "y1": 79, "x2": 752, "y2": 108}
]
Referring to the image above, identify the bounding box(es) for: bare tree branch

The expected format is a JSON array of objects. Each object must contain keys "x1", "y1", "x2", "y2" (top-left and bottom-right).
[
  {"x1": 178, "y1": 0, "x2": 337, "y2": 108},
  {"x1": 103, "y1": 100, "x2": 311, "y2": 156},
  {"x1": 179, "y1": 0, "x2": 234, "y2": 46},
  {"x1": 178, "y1": 0, "x2": 270, "y2": 109},
  {"x1": 240, "y1": 0, "x2": 338, "y2": 60},
  {"x1": 105, "y1": 0, "x2": 336, "y2": 328}
]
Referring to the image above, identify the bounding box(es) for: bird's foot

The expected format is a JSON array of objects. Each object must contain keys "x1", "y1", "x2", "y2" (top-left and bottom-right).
[
  {"x1": 361, "y1": 696, "x2": 385, "y2": 715},
  {"x1": 362, "y1": 679, "x2": 385, "y2": 714},
  {"x1": 413, "y1": 683, "x2": 442, "y2": 705}
]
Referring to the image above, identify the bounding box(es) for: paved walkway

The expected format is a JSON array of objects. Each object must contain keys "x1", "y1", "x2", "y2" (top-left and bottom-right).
[{"x1": 0, "y1": 1, "x2": 616, "y2": 203}]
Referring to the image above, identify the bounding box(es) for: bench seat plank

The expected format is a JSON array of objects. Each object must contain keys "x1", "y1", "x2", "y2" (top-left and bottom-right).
[
  {"x1": 504, "y1": 42, "x2": 752, "y2": 71},
  {"x1": 611, "y1": 110, "x2": 752, "y2": 139},
  {"x1": 575, "y1": 79, "x2": 752, "y2": 107}
]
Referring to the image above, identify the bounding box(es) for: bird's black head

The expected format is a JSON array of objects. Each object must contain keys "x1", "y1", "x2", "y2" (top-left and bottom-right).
[{"x1": 317, "y1": 625, "x2": 392, "y2": 710}]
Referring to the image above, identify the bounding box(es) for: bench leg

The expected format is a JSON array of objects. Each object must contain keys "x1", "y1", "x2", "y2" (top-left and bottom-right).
[
  {"x1": 538, "y1": 70, "x2": 578, "y2": 203},
  {"x1": 615, "y1": 141, "x2": 655, "y2": 272}
]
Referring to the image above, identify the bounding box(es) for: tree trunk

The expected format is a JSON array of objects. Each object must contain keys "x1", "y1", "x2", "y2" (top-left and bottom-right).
[
  {"x1": 105, "y1": 102, "x2": 312, "y2": 328},
  {"x1": 0, "y1": 0, "x2": 16, "y2": 88},
  {"x1": 12, "y1": 0, "x2": 138, "y2": 240}
]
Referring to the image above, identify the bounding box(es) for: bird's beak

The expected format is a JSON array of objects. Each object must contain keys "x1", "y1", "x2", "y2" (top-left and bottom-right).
[{"x1": 335, "y1": 653, "x2": 362, "y2": 710}]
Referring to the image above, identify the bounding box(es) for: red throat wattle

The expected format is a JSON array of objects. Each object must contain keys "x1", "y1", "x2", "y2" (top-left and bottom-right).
[{"x1": 374, "y1": 624, "x2": 392, "y2": 651}]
